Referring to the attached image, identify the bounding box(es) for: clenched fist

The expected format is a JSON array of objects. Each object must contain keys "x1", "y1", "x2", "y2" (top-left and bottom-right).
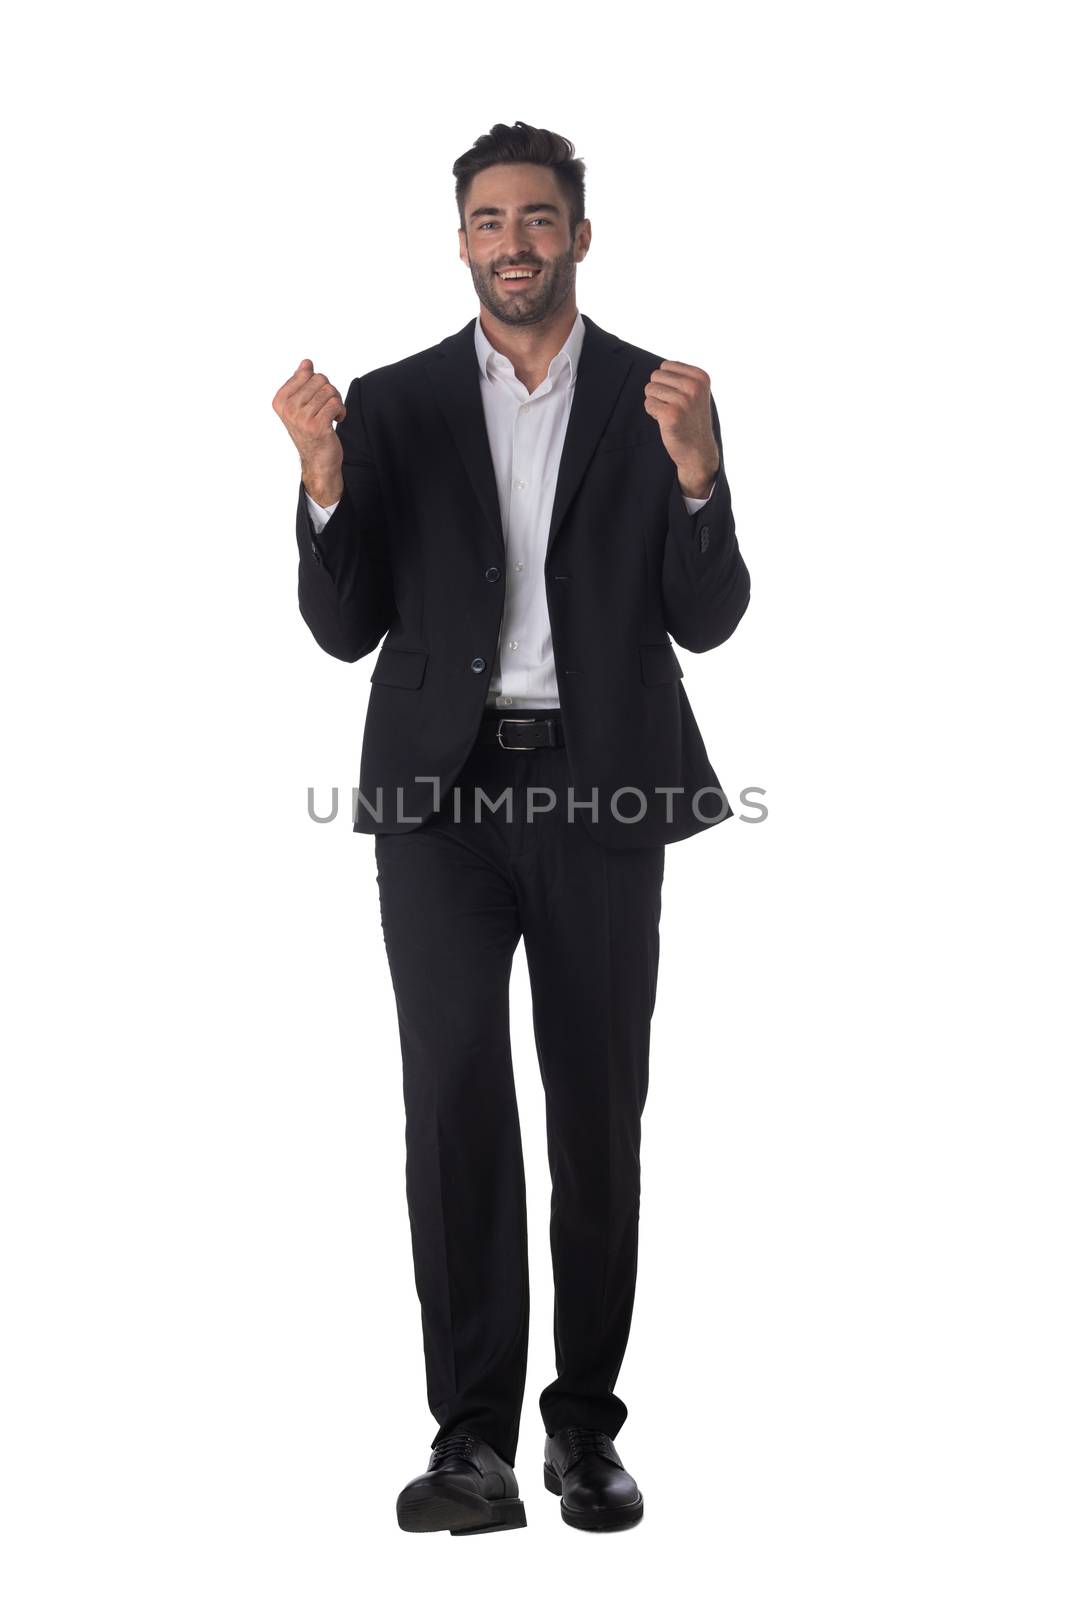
[
  {"x1": 272, "y1": 358, "x2": 346, "y2": 506},
  {"x1": 644, "y1": 360, "x2": 721, "y2": 498}
]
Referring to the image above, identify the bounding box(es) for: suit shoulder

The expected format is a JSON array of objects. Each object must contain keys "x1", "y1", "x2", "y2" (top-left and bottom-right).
[
  {"x1": 614, "y1": 334, "x2": 667, "y2": 379},
  {"x1": 354, "y1": 323, "x2": 472, "y2": 399}
]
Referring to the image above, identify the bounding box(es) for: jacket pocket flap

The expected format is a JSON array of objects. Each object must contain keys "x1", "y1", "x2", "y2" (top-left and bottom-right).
[
  {"x1": 370, "y1": 646, "x2": 428, "y2": 689},
  {"x1": 640, "y1": 642, "x2": 684, "y2": 684}
]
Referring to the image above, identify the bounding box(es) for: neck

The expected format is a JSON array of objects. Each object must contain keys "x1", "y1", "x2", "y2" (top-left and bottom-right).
[{"x1": 479, "y1": 300, "x2": 578, "y2": 390}]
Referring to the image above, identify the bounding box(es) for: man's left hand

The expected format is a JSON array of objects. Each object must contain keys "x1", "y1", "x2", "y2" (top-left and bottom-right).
[{"x1": 644, "y1": 360, "x2": 722, "y2": 498}]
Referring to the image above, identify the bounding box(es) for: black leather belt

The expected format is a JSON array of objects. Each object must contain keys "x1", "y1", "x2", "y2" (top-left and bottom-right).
[{"x1": 478, "y1": 713, "x2": 565, "y2": 750}]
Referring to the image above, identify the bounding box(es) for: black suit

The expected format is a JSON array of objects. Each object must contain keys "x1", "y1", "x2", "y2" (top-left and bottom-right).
[
  {"x1": 295, "y1": 311, "x2": 750, "y2": 1466},
  {"x1": 294, "y1": 312, "x2": 749, "y2": 849}
]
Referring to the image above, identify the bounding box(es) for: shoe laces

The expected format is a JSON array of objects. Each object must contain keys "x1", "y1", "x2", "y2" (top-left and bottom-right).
[
  {"x1": 564, "y1": 1425, "x2": 611, "y2": 1459},
  {"x1": 430, "y1": 1432, "x2": 476, "y2": 1467}
]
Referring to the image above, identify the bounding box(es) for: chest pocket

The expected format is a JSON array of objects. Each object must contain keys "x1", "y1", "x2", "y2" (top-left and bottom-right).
[
  {"x1": 370, "y1": 646, "x2": 428, "y2": 689},
  {"x1": 597, "y1": 423, "x2": 661, "y2": 453}
]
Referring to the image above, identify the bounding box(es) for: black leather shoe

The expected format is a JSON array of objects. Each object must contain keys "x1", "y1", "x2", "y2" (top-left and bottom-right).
[
  {"x1": 543, "y1": 1426, "x2": 644, "y2": 1530},
  {"x1": 396, "y1": 1431, "x2": 527, "y2": 1535}
]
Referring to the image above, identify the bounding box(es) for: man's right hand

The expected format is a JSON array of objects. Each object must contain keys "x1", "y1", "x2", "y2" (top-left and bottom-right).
[{"x1": 272, "y1": 358, "x2": 345, "y2": 507}]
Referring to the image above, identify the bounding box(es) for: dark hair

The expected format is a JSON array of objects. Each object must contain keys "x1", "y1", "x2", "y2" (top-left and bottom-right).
[{"x1": 453, "y1": 120, "x2": 586, "y2": 243}]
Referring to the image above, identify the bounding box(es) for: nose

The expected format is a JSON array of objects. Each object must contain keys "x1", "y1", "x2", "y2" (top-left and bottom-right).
[{"x1": 497, "y1": 221, "x2": 535, "y2": 263}]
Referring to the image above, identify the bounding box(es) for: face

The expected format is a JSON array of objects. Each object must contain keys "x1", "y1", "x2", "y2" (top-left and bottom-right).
[{"x1": 458, "y1": 162, "x2": 590, "y2": 327}]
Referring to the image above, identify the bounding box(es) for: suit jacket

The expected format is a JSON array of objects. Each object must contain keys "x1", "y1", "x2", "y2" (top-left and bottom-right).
[{"x1": 294, "y1": 311, "x2": 750, "y2": 850}]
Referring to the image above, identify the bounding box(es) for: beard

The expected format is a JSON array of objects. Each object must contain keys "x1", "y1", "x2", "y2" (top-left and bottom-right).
[{"x1": 470, "y1": 246, "x2": 577, "y2": 325}]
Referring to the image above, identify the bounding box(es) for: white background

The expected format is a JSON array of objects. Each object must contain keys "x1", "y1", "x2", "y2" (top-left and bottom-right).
[{"x1": 3, "y1": 1, "x2": 1064, "y2": 1594}]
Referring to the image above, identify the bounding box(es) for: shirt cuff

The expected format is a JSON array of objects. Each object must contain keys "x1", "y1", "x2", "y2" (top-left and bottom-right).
[
  {"x1": 680, "y1": 475, "x2": 717, "y2": 516},
  {"x1": 304, "y1": 489, "x2": 341, "y2": 533}
]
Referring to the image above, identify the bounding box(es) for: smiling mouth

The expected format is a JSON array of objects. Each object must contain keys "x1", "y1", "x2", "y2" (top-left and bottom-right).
[{"x1": 495, "y1": 268, "x2": 541, "y2": 286}]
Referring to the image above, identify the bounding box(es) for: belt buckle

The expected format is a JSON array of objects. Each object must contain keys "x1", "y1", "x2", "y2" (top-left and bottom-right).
[{"x1": 496, "y1": 717, "x2": 538, "y2": 750}]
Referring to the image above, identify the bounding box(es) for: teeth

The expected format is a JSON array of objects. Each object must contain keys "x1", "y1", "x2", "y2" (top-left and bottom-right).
[{"x1": 498, "y1": 270, "x2": 537, "y2": 279}]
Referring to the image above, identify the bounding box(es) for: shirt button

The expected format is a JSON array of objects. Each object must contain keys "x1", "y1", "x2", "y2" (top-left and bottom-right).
[
  {"x1": 484, "y1": 565, "x2": 501, "y2": 581},
  {"x1": 514, "y1": 479, "x2": 527, "y2": 490},
  {"x1": 471, "y1": 657, "x2": 486, "y2": 672},
  {"x1": 514, "y1": 562, "x2": 524, "y2": 572}
]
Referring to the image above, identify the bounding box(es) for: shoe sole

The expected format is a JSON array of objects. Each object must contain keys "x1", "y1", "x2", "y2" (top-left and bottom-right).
[
  {"x1": 397, "y1": 1479, "x2": 527, "y2": 1535},
  {"x1": 543, "y1": 1462, "x2": 644, "y2": 1531}
]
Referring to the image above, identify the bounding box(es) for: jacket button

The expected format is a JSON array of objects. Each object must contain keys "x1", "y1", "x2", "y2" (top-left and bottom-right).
[
  {"x1": 484, "y1": 565, "x2": 500, "y2": 582},
  {"x1": 471, "y1": 657, "x2": 486, "y2": 672}
]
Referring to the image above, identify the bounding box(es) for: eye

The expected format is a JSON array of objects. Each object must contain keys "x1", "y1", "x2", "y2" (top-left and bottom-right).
[{"x1": 476, "y1": 217, "x2": 553, "y2": 230}]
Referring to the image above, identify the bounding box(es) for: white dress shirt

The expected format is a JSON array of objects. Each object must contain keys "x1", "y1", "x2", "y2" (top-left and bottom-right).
[{"x1": 304, "y1": 310, "x2": 715, "y2": 708}]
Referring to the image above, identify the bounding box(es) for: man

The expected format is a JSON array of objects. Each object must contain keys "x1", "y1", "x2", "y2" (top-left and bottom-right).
[{"x1": 272, "y1": 120, "x2": 750, "y2": 1535}]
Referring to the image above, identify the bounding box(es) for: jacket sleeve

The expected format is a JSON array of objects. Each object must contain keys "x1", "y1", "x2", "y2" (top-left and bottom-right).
[
  {"x1": 661, "y1": 392, "x2": 750, "y2": 653},
  {"x1": 295, "y1": 375, "x2": 396, "y2": 663}
]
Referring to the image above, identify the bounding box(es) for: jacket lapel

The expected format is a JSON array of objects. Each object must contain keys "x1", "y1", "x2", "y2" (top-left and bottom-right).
[{"x1": 424, "y1": 311, "x2": 634, "y2": 563}]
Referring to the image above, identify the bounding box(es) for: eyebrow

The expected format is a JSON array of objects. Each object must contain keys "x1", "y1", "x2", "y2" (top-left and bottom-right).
[{"x1": 467, "y1": 201, "x2": 562, "y2": 222}]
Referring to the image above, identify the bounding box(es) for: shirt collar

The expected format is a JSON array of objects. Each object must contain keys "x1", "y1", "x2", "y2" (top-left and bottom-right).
[{"x1": 473, "y1": 306, "x2": 585, "y2": 390}]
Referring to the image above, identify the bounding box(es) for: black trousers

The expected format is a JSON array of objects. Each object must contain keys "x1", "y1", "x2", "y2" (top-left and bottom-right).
[{"x1": 373, "y1": 706, "x2": 666, "y2": 1467}]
